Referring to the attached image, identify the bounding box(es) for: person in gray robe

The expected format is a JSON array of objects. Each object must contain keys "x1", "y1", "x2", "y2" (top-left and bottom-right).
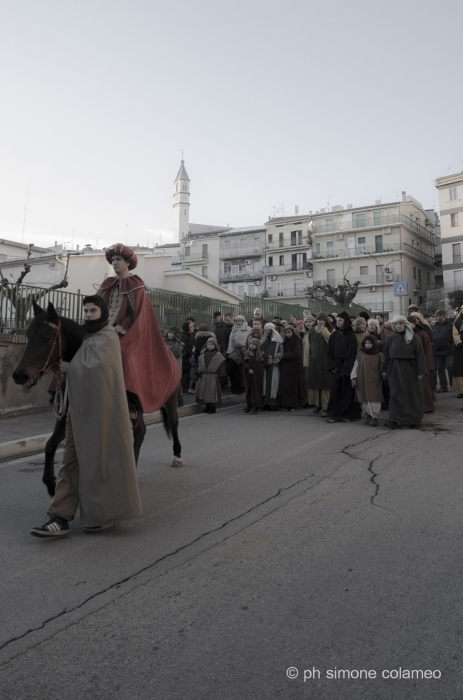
[
  {"x1": 381, "y1": 315, "x2": 428, "y2": 429},
  {"x1": 31, "y1": 295, "x2": 142, "y2": 537},
  {"x1": 261, "y1": 323, "x2": 283, "y2": 410}
]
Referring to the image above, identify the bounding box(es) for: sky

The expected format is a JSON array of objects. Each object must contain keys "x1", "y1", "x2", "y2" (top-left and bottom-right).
[{"x1": 0, "y1": 0, "x2": 462, "y2": 251}]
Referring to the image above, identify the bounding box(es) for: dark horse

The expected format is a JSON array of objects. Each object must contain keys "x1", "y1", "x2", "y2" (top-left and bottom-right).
[{"x1": 12, "y1": 301, "x2": 183, "y2": 496}]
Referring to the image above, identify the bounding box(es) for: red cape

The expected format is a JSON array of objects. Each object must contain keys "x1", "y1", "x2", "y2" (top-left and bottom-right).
[{"x1": 98, "y1": 276, "x2": 181, "y2": 413}]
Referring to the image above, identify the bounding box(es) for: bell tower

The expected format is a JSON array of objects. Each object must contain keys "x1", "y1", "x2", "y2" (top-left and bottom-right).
[{"x1": 173, "y1": 159, "x2": 190, "y2": 243}]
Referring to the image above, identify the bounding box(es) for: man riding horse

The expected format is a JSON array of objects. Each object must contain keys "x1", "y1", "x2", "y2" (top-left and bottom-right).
[{"x1": 97, "y1": 243, "x2": 181, "y2": 416}]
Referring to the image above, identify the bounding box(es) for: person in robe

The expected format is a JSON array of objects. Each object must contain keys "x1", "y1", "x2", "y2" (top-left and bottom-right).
[
  {"x1": 350, "y1": 335, "x2": 384, "y2": 426},
  {"x1": 451, "y1": 308, "x2": 463, "y2": 398},
  {"x1": 31, "y1": 296, "x2": 142, "y2": 538},
  {"x1": 407, "y1": 315, "x2": 435, "y2": 413},
  {"x1": 97, "y1": 243, "x2": 180, "y2": 414},
  {"x1": 326, "y1": 311, "x2": 361, "y2": 423},
  {"x1": 164, "y1": 326, "x2": 184, "y2": 407},
  {"x1": 195, "y1": 338, "x2": 227, "y2": 414},
  {"x1": 352, "y1": 317, "x2": 367, "y2": 348},
  {"x1": 306, "y1": 313, "x2": 334, "y2": 417},
  {"x1": 278, "y1": 325, "x2": 305, "y2": 411},
  {"x1": 261, "y1": 323, "x2": 283, "y2": 411},
  {"x1": 300, "y1": 314, "x2": 315, "y2": 340},
  {"x1": 227, "y1": 315, "x2": 251, "y2": 394},
  {"x1": 381, "y1": 315, "x2": 427, "y2": 429},
  {"x1": 243, "y1": 337, "x2": 265, "y2": 414}
]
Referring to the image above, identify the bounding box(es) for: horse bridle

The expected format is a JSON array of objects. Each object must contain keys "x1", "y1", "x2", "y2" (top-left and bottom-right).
[{"x1": 27, "y1": 321, "x2": 63, "y2": 388}]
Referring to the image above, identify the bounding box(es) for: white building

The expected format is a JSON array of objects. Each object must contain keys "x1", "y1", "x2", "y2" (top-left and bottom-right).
[
  {"x1": 263, "y1": 194, "x2": 438, "y2": 317},
  {"x1": 435, "y1": 171, "x2": 463, "y2": 291},
  {"x1": 218, "y1": 226, "x2": 266, "y2": 297}
]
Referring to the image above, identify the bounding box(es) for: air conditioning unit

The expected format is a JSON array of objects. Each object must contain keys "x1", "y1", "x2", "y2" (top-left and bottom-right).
[
  {"x1": 266, "y1": 281, "x2": 272, "y2": 288},
  {"x1": 271, "y1": 275, "x2": 277, "y2": 281},
  {"x1": 245, "y1": 260, "x2": 251, "y2": 265},
  {"x1": 336, "y1": 233, "x2": 343, "y2": 241},
  {"x1": 306, "y1": 271, "x2": 313, "y2": 277},
  {"x1": 385, "y1": 267, "x2": 391, "y2": 273},
  {"x1": 370, "y1": 286, "x2": 376, "y2": 292},
  {"x1": 385, "y1": 274, "x2": 393, "y2": 281},
  {"x1": 384, "y1": 227, "x2": 391, "y2": 233}
]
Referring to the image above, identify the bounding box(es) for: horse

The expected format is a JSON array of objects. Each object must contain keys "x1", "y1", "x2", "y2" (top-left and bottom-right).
[{"x1": 12, "y1": 300, "x2": 182, "y2": 496}]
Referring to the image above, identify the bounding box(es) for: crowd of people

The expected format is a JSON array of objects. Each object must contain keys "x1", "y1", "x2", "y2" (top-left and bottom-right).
[{"x1": 164, "y1": 304, "x2": 463, "y2": 429}]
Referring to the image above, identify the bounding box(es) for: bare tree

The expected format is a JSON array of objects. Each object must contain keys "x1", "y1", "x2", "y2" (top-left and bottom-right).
[
  {"x1": 306, "y1": 278, "x2": 360, "y2": 307},
  {"x1": 0, "y1": 246, "x2": 70, "y2": 329}
]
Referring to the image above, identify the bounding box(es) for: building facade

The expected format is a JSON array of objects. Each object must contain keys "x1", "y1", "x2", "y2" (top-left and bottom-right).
[
  {"x1": 218, "y1": 226, "x2": 266, "y2": 297},
  {"x1": 263, "y1": 194, "x2": 438, "y2": 317},
  {"x1": 435, "y1": 171, "x2": 463, "y2": 291}
]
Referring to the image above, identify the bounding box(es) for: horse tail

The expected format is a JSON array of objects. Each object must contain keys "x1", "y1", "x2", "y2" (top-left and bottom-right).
[{"x1": 160, "y1": 405, "x2": 172, "y2": 440}]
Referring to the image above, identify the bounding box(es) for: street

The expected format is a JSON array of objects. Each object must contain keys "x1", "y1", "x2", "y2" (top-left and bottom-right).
[{"x1": 0, "y1": 396, "x2": 462, "y2": 699}]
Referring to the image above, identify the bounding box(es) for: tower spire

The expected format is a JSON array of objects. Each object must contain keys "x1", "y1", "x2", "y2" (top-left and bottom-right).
[{"x1": 173, "y1": 158, "x2": 190, "y2": 243}]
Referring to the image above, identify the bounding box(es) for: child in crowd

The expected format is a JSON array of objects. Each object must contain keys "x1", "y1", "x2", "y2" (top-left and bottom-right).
[
  {"x1": 243, "y1": 336, "x2": 265, "y2": 414},
  {"x1": 195, "y1": 338, "x2": 227, "y2": 414},
  {"x1": 350, "y1": 335, "x2": 384, "y2": 427},
  {"x1": 164, "y1": 326, "x2": 185, "y2": 407}
]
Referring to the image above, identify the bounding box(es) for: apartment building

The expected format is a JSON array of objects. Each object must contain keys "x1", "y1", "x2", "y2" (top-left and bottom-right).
[
  {"x1": 435, "y1": 172, "x2": 463, "y2": 291},
  {"x1": 263, "y1": 194, "x2": 438, "y2": 317},
  {"x1": 218, "y1": 226, "x2": 266, "y2": 297}
]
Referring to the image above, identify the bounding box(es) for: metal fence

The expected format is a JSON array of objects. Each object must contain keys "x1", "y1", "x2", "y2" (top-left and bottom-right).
[{"x1": 0, "y1": 282, "x2": 369, "y2": 332}]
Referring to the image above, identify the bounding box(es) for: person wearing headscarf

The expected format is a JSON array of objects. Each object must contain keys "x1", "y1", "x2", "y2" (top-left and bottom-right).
[
  {"x1": 452, "y1": 307, "x2": 463, "y2": 398},
  {"x1": 278, "y1": 325, "x2": 305, "y2": 410},
  {"x1": 352, "y1": 317, "x2": 367, "y2": 348},
  {"x1": 164, "y1": 326, "x2": 185, "y2": 407},
  {"x1": 381, "y1": 315, "x2": 428, "y2": 429},
  {"x1": 227, "y1": 315, "x2": 250, "y2": 394},
  {"x1": 359, "y1": 311, "x2": 370, "y2": 322},
  {"x1": 350, "y1": 335, "x2": 384, "y2": 427},
  {"x1": 306, "y1": 312, "x2": 334, "y2": 417},
  {"x1": 97, "y1": 243, "x2": 180, "y2": 414},
  {"x1": 32, "y1": 296, "x2": 142, "y2": 538},
  {"x1": 245, "y1": 327, "x2": 263, "y2": 350},
  {"x1": 195, "y1": 337, "x2": 227, "y2": 414},
  {"x1": 327, "y1": 314, "x2": 336, "y2": 326},
  {"x1": 300, "y1": 314, "x2": 315, "y2": 340},
  {"x1": 408, "y1": 315, "x2": 435, "y2": 412},
  {"x1": 261, "y1": 323, "x2": 283, "y2": 410},
  {"x1": 272, "y1": 318, "x2": 285, "y2": 337},
  {"x1": 326, "y1": 311, "x2": 361, "y2": 423},
  {"x1": 243, "y1": 337, "x2": 265, "y2": 414},
  {"x1": 366, "y1": 318, "x2": 382, "y2": 347}
]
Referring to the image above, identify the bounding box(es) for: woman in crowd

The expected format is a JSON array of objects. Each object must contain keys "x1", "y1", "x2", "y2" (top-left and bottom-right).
[
  {"x1": 367, "y1": 318, "x2": 382, "y2": 347},
  {"x1": 180, "y1": 320, "x2": 195, "y2": 392},
  {"x1": 226, "y1": 315, "x2": 251, "y2": 394},
  {"x1": 195, "y1": 338, "x2": 227, "y2": 414},
  {"x1": 243, "y1": 337, "x2": 265, "y2": 414},
  {"x1": 300, "y1": 314, "x2": 315, "y2": 340},
  {"x1": 278, "y1": 325, "x2": 304, "y2": 411},
  {"x1": 408, "y1": 315, "x2": 435, "y2": 413},
  {"x1": 306, "y1": 312, "x2": 334, "y2": 417},
  {"x1": 381, "y1": 315, "x2": 427, "y2": 429},
  {"x1": 352, "y1": 317, "x2": 367, "y2": 348},
  {"x1": 261, "y1": 322, "x2": 283, "y2": 411},
  {"x1": 351, "y1": 335, "x2": 384, "y2": 427}
]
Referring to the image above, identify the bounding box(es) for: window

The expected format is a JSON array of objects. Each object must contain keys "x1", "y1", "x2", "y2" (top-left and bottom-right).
[
  {"x1": 268, "y1": 234, "x2": 273, "y2": 243},
  {"x1": 279, "y1": 255, "x2": 284, "y2": 266},
  {"x1": 277, "y1": 282, "x2": 284, "y2": 297},
  {"x1": 248, "y1": 284, "x2": 256, "y2": 295},
  {"x1": 254, "y1": 237, "x2": 260, "y2": 248},
  {"x1": 294, "y1": 279, "x2": 305, "y2": 295},
  {"x1": 427, "y1": 271, "x2": 431, "y2": 284},
  {"x1": 375, "y1": 235, "x2": 383, "y2": 253},
  {"x1": 184, "y1": 246, "x2": 190, "y2": 256},
  {"x1": 418, "y1": 269, "x2": 422, "y2": 286},
  {"x1": 202, "y1": 266, "x2": 208, "y2": 278},
  {"x1": 279, "y1": 232, "x2": 285, "y2": 247},
  {"x1": 237, "y1": 285, "x2": 244, "y2": 297},
  {"x1": 292, "y1": 253, "x2": 307, "y2": 270},
  {"x1": 202, "y1": 244, "x2": 208, "y2": 256},
  {"x1": 315, "y1": 243, "x2": 321, "y2": 255},
  {"x1": 325, "y1": 218, "x2": 334, "y2": 233},
  {"x1": 413, "y1": 267, "x2": 416, "y2": 279},
  {"x1": 182, "y1": 184, "x2": 187, "y2": 191},
  {"x1": 450, "y1": 187, "x2": 457, "y2": 201},
  {"x1": 358, "y1": 236, "x2": 366, "y2": 253},
  {"x1": 327, "y1": 241, "x2": 334, "y2": 256},
  {"x1": 253, "y1": 261, "x2": 260, "y2": 272},
  {"x1": 373, "y1": 211, "x2": 383, "y2": 226},
  {"x1": 453, "y1": 243, "x2": 461, "y2": 264},
  {"x1": 176, "y1": 183, "x2": 179, "y2": 191},
  {"x1": 453, "y1": 270, "x2": 463, "y2": 286},
  {"x1": 355, "y1": 213, "x2": 366, "y2": 228},
  {"x1": 360, "y1": 266, "x2": 368, "y2": 275},
  {"x1": 327, "y1": 269, "x2": 335, "y2": 285},
  {"x1": 231, "y1": 264, "x2": 240, "y2": 275},
  {"x1": 451, "y1": 213, "x2": 459, "y2": 227},
  {"x1": 268, "y1": 256, "x2": 273, "y2": 267},
  {"x1": 224, "y1": 240, "x2": 231, "y2": 250},
  {"x1": 290, "y1": 230, "x2": 302, "y2": 245},
  {"x1": 376, "y1": 265, "x2": 383, "y2": 283}
]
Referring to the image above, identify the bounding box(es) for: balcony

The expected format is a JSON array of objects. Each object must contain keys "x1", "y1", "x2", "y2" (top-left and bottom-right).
[
  {"x1": 402, "y1": 243, "x2": 435, "y2": 266},
  {"x1": 219, "y1": 271, "x2": 263, "y2": 283},
  {"x1": 311, "y1": 242, "x2": 435, "y2": 266},
  {"x1": 313, "y1": 213, "x2": 437, "y2": 245},
  {"x1": 265, "y1": 238, "x2": 307, "y2": 251},
  {"x1": 263, "y1": 262, "x2": 312, "y2": 274},
  {"x1": 172, "y1": 252, "x2": 209, "y2": 264},
  {"x1": 219, "y1": 246, "x2": 263, "y2": 260}
]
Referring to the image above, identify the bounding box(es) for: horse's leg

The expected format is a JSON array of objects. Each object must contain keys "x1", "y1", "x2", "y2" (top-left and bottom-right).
[
  {"x1": 43, "y1": 417, "x2": 66, "y2": 496},
  {"x1": 163, "y1": 390, "x2": 182, "y2": 468},
  {"x1": 132, "y1": 408, "x2": 146, "y2": 465}
]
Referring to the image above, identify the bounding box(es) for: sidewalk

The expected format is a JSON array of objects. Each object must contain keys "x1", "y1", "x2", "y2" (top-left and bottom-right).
[{"x1": 0, "y1": 388, "x2": 244, "y2": 461}]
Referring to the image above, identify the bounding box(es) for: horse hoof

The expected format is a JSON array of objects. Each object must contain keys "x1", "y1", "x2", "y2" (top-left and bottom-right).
[{"x1": 171, "y1": 457, "x2": 183, "y2": 468}]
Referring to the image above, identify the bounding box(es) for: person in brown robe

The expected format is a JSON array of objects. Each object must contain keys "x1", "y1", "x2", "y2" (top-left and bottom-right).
[
  {"x1": 243, "y1": 337, "x2": 265, "y2": 414},
  {"x1": 278, "y1": 325, "x2": 305, "y2": 411},
  {"x1": 350, "y1": 335, "x2": 384, "y2": 426},
  {"x1": 195, "y1": 338, "x2": 227, "y2": 414},
  {"x1": 408, "y1": 315, "x2": 435, "y2": 413},
  {"x1": 31, "y1": 296, "x2": 142, "y2": 538}
]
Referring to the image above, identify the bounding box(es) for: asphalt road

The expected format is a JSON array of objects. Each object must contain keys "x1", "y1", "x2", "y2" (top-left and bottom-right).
[{"x1": 0, "y1": 396, "x2": 462, "y2": 700}]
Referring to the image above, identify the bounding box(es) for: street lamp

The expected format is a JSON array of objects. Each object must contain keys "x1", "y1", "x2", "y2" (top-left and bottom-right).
[{"x1": 367, "y1": 253, "x2": 402, "y2": 316}]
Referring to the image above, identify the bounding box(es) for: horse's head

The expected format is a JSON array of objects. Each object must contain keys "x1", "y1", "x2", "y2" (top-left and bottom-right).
[{"x1": 12, "y1": 301, "x2": 82, "y2": 387}]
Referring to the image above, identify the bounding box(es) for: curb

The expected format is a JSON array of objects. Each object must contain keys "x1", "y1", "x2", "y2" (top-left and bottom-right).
[{"x1": 0, "y1": 393, "x2": 245, "y2": 462}]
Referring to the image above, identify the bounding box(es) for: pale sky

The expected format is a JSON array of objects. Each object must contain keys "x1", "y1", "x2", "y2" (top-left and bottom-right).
[{"x1": 1, "y1": 0, "x2": 462, "y2": 251}]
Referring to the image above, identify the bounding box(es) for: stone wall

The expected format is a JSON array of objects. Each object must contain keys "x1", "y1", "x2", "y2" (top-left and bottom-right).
[{"x1": 0, "y1": 335, "x2": 51, "y2": 416}]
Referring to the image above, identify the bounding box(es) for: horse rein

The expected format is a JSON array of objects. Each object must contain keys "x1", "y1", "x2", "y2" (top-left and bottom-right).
[{"x1": 40, "y1": 321, "x2": 63, "y2": 375}]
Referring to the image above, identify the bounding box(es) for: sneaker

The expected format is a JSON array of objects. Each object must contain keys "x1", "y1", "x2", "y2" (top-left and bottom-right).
[
  {"x1": 31, "y1": 515, "x2": 69, "y2": 538},
  {"x1": 84, "y1": 523, "x2": 114, "y2": 533}
]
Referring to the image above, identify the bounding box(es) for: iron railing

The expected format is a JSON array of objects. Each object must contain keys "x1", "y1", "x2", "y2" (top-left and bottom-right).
[{"x1": 0, "y1": 283, "x2": 84, "y2": 331}]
